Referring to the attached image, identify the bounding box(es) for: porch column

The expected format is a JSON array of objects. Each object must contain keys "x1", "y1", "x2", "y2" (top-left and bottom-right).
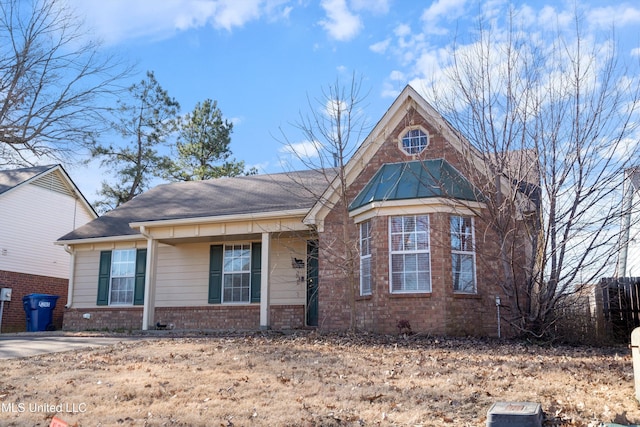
[
  {"x1": 260, "y1": 232, "x2": 271, "y2": 329},
  {"x1": 142, "y1": 237, "x2": 158, "y2": 331}
]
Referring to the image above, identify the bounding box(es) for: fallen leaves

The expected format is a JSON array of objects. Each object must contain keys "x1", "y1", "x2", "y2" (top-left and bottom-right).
[{"x1": 0, "y1": 332, "x2": 636, "y2": 426}]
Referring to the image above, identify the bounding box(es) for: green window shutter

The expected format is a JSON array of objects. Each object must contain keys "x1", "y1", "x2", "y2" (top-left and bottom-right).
[
  {"x1": 208, "y1": 245, "x2": 223, "y2": 304},
  {"x1": 97, "y1": 251, "x2": 112, "y2": 306},
  {"x1": 251, "y1": 242, "x2": 262, "y2": 303},
  {"x1": 133, "y1": 249, "x2": 147, "y2": 305}
]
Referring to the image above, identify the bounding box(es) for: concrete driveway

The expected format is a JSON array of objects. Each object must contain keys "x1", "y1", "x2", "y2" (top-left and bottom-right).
[{"x1": 0, "y1": 333, "x2": 145, "y2": 359}]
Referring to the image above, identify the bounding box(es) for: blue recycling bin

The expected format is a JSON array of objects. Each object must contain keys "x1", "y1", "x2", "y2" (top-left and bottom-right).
[{"x1": 22, "y1": 293, "x2": 59, "y2": 332}]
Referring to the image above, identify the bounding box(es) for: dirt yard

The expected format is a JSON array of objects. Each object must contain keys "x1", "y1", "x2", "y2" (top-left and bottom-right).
[{"x1": 0, "y1": 331, "x2": 638, "y2": 427}]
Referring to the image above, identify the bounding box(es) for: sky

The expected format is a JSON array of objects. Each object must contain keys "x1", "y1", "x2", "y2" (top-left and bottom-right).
[{"x1": 61, "y1": 0, "x2": 640, "y2": 205}]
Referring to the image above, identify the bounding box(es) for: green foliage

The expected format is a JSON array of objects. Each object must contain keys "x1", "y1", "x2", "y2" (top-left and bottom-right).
[
  {"x1": 163, "y1": 99, "x2": 256, "y2": 181},
  {"x1": 92, "y1": 71, "x2": 179, "y2": 212}
]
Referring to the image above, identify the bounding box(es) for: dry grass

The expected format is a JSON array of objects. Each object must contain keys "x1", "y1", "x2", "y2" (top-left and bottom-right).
[{"x1": 0, "y1": 331, "x2": 638, "y2": 426}]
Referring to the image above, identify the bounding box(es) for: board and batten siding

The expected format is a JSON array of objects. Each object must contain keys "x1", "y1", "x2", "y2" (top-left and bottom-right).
[
  {"x1": 72, "y1": 236, "x2": 308, "y2": 309},
  {"x1": 0, "y1": 182, "x2": 95, "y2": 279}
]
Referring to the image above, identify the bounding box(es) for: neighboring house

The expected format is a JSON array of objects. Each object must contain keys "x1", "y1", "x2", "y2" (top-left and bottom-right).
[
  {"x1": 618, "y1": 166, "x2": 640, "y2": 277},
  {"x1": 0, "y1": 165, "x2": 97, "y2": 332},
  {"x1": 57, "y1": 86, "x2": 533, "y2": 336}
]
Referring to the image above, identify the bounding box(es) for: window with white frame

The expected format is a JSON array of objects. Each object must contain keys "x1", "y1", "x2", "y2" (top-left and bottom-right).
[
  {"x1": 401, "y1": 128, "x2": 428, "y2": 155},
  {"x1": 109, "y1": 249, "x2": 136, "y2": 305},
  {"x1": 389, "y1": 215, "x2": 431, "y2": 293},
  {"x1": 451, "y1": 216, "x2": 477, "y2": 293},
  {"x1": 223, "y1": 244, "x2": 252, "y2": 303},
  {"x1": 360, "y1": 221, "x2": 372, "y2": 295}
]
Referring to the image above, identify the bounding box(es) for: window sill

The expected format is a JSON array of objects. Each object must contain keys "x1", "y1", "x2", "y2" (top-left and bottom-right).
[
  {"x1": 356, "y1": 294, "x2": 372, "y2": 301},
  {"x1": 453, "y1": 293, "x2": 481, "y2": 299},
  {"x1": 389, "y1": 292, "x2": 432, "y2": 299}
]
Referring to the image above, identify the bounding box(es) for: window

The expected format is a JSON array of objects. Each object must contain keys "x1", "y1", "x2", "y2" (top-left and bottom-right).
[
  {"x1": 223, "y1": 244, "x2": 251, "y2": 303},
  {"x1": 208, "y1": 243, "x2": 261, "y2": 305},
  {"x1": 389, "y1": 215, "x2": 431, "y2": 293},
  {"x1": 360, "y1": 221, "x2": 372, "y2": 295},
  {"x1": 97, "y1": 249, "x2": 145, "y2": 306},
  {"x1": 109, "y1": 249, "x2": 136, "y2": 304},
  {"x1": 401, "y1": 128, "x2": 428, "y2": 155},
  {"x1": 451, "y1": 216, "x2": 476, "y2": 293}
]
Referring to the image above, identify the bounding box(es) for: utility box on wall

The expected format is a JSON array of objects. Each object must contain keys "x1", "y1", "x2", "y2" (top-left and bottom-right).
[{"x1": 0, "y1": 288, "x2": 11, "y2": 301}]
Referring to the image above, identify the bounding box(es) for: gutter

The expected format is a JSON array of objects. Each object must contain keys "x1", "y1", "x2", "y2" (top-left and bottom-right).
[
  {"x1": 129, "y1": 208, "x2": 310, "y2": 229},
  {"x1": 63, "y1": 244, "x2": 75, "y2": 308}
]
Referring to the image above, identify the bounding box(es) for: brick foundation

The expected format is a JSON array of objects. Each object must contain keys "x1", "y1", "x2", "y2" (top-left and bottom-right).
[
  {"x1": 270, "y1": 305, "x2": 305, "y2": 329},
  {"x1": 0, "y1": 270, "x2": 67, "y2": 333},
  {"x1": 63, "y1": 304, "x2": 306, "y2": 331},
  {"x1": 63, "y1": 307, "x2": 143, "y2": 331}
]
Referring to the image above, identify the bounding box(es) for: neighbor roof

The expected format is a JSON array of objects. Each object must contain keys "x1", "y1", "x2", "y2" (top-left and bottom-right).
[
  {"x1": 349, "y1": 159, "x2": 483, "y2": 211},
  {"x1": 58, "y1": 169, "x2": 333, "y2": 241},
  {"x1": 0, "y1": 165, "x2": 56, "y2": 195}
]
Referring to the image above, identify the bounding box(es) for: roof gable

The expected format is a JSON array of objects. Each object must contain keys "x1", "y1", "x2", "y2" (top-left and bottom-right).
[
  {"x1": 0, "y1": 165, "x2": 96, "y2": 219},
  {"x1": 304, "y1": 85, "x2": 480, "y2": 228},
  {"x1": 348, "y1": 159, "x2": 483, "y2": 212},
  {"x1": 0, "y1": 165, "x2": 56, "y2": 195}
]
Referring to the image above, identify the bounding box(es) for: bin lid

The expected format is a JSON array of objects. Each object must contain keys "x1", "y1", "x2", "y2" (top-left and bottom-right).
[{"x1": 23, "y1": 293, "x2": 59, "y2": 299}]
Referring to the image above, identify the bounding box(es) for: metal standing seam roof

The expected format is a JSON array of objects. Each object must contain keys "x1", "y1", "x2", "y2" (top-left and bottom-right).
[
  {"x1": 349, "y1": 159, "x2": 484, "y2": 211},
  {"x1": 58, "y1": 168, "x2": 334, "y2": 241},
  {"x1": 0, "y1": 165, "x2": 56, "y2": 195}
]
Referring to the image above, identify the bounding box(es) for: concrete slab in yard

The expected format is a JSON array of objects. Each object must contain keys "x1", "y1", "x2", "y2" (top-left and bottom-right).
[{"x1": 0, "y1": 333, "x2": 145, "y2": 359}]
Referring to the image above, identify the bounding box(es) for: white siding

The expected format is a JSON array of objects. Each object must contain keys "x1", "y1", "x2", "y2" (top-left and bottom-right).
[
  {"x1": 627, "y1": 205, "x2": 640, "y2": 276},
  {"x1": 72, "y1": 236, "x2": 309, "y2": 308},
  {"x1": 0, "y1": 181, "x2": 95, "y2": 279},
  {"x1": 268, "y1": 237, "x2": 307, "y2": 305},
  {"x1": 155, "y1": 243, "x2": 211, "y2": 306},
  {"x1": 72, "y1": 250, "x2": 101, "y2": 307},
  {"x1": 72, "y1": 241, "x2": 146, "y2": 308}
]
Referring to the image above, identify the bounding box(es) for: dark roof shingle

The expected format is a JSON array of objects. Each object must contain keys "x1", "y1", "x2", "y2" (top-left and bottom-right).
[{"x1": 59, "y1": 169, "x2": 332, "y2": 241}]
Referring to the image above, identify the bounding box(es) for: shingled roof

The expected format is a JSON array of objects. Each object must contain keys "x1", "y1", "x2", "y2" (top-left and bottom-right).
[
  {"x1": 58, "y1": 169, "x2": 333, "y2": 241},
  {"x1": 0, "y1": 165, "x2": 56, "y2": 195}
]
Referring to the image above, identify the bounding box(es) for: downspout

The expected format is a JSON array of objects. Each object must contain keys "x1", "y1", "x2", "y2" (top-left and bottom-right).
[{"x1": 63, "y1": 244, "x2": 75, "y2": 308}]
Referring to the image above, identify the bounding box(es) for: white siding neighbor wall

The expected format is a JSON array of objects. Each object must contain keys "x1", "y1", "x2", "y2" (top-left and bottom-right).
[{"x1": 0, "y1": 182, "x2": 95, "y2": 279}]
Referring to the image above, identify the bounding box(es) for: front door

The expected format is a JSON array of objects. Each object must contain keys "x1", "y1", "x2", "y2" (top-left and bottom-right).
[{"x1": 306, "y1": 240, "x2": 319, "y2": 327}]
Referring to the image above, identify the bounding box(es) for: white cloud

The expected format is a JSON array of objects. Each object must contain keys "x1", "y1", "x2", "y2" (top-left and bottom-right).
[
  {"x1": 319, "y1": 0, "x2": 363, "y2": 41},
  {"x1": 389, "y1": 70, "x2": 405, "y2": 81},
  {"x1": 587, "y1": 4, "x2": 640, "y2": 29},
  {"x1": 369, "y1": 39, "x2": 390, "y2": 54},
  {"x1": 394, "y1": 24, "x2": 411, "y2": 38},
  {"x1": 65, "y1": 0, "x2": 290, "y2": 45},
  {"x1": 420, "y1": 0, "x2": 467, "y2": 35},
  {"x1": 351, "y1": 0, "x2": 390, "y2": 14},
  {"x1": 280, "y1": 140, "x2": 323, "y2": 160},
  {"x1": 632, "y1": 47, "x2": 640, "y2": 57}
]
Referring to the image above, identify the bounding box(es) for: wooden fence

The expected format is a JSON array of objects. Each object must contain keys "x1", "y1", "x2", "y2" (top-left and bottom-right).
[{"x1": 600, "y1": 277, "x2": 640, "y2": 342}]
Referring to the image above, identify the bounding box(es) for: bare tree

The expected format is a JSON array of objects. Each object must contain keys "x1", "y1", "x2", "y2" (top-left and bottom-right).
[
  {"x1": 0, "y1": 0, "x2": 131, "y2": 166},
  {"x1": 428, "y1": 8, "x2": 640, "y2": 338},
  {"x1": 277, "y1": 74, "x2": 370, "y2": 330}
]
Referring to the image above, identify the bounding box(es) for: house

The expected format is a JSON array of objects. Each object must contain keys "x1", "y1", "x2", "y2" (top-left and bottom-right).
[
  {"x1": 0, "y1": 164, "x2": 97, "y2": 332},
  {"x1": 617, "y1": 166, "x2": 640, "y2": 277},
  {"x1": 57, "y1": 86, "x2": 532, "y2": 336}
]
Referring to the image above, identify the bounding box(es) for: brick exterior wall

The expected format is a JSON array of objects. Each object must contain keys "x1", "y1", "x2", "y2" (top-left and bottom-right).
[
  {"x1": 317, "y1": 106, "x2": 513, "y2": 337},
  {"x1": 270, "y1": 305, "x2": 305, "y2": 330},
  {"x1": 63, "y1": 304, "x2": 306, "y2": 331},
  {"x1": 0, "y1": 270, "x2": 67, "y2": 332},
  {"x1": 63, "y1": 307, "x2": 143, "y2": 331}
]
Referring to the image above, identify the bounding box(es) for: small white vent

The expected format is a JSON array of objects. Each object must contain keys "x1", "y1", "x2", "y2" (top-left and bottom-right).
[{"x1": 30, "y1": 170, "x2": 74, "y2": 197}]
